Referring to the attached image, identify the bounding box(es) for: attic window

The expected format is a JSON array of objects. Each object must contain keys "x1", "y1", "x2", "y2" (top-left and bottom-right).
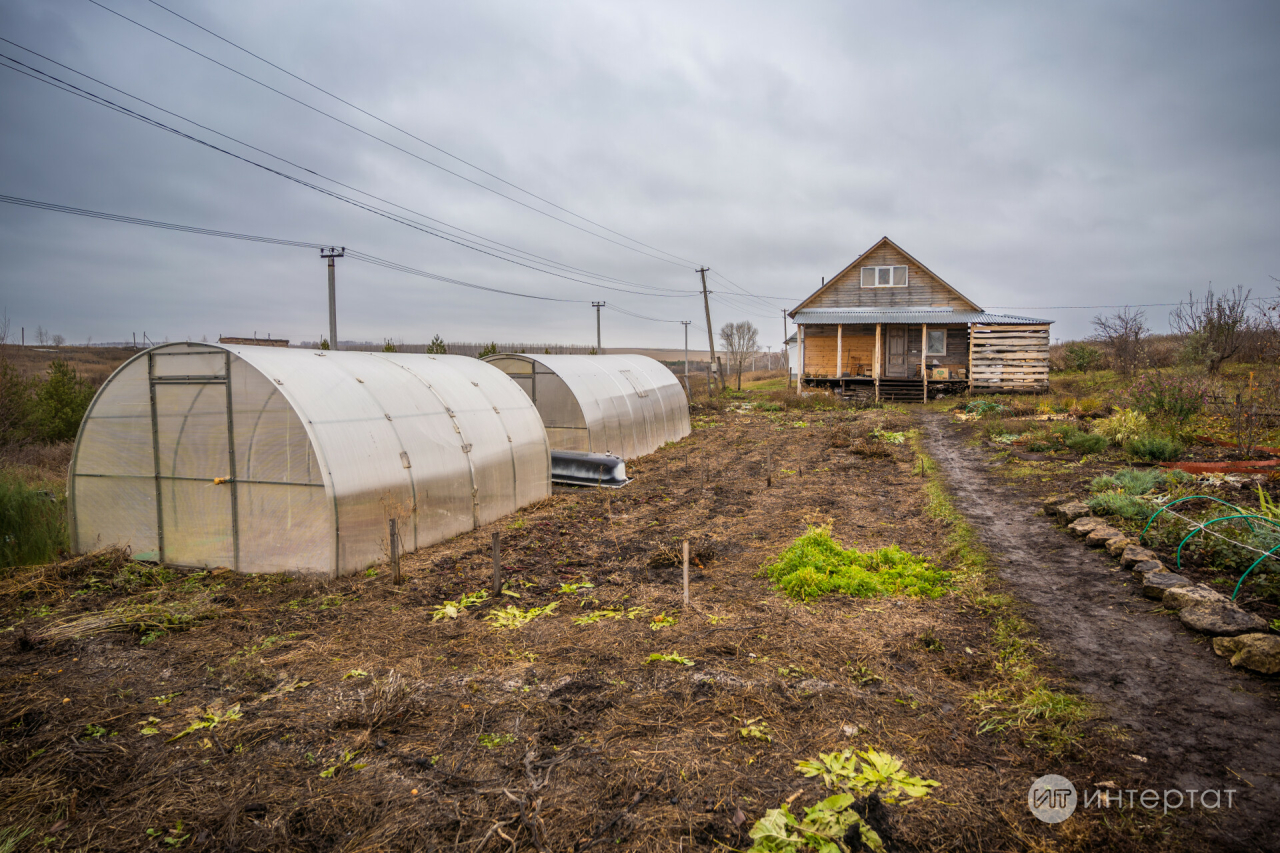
[{"x1": 861, "y1": 265, "x2": 908, "y2": 288}]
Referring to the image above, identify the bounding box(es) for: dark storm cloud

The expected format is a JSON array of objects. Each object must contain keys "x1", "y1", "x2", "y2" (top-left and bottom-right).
[{"x1": 1, "y1": 0, "x2": 1277, "y2": 347}]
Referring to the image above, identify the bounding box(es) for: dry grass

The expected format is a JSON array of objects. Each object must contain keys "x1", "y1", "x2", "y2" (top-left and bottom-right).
[{"x1": 0, "y1": 405, "x2": 1185, "y2": 851}]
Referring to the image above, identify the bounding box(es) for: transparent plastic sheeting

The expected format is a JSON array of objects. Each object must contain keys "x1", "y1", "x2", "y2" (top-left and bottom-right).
[
  {"x1": 69, "y1": 343, "x2": 551, "y2": 578},
  {"x1": 484, "y1": 354, "x2": 690, "y2": 459}
]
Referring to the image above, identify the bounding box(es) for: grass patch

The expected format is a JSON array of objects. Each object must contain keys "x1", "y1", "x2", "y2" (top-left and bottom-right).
[
  {"x1": 0, "y1": 469, "x2": 67, "y2": 566},
  {"x1": 761, "y1": 525, "x2": 950, "y2": 602}
]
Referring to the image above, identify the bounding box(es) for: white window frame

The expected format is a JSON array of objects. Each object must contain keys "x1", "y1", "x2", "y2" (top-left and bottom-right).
[
  {"x1": 860, "y1": 265, "x2": 908, "y2": 288},
  {"x1": 926, "y1": 329, "x2": 947, "y2": 356}
]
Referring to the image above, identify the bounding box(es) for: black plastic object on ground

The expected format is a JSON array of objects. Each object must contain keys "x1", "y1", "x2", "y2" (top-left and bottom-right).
[{"x1": 551, "y1": 451, "x2": 630, "y2": 488}]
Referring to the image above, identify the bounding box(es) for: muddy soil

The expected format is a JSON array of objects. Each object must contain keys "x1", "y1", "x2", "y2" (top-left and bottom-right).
[{"x1": 923, "y1": 413, "x2": 1280, "y2": 852}]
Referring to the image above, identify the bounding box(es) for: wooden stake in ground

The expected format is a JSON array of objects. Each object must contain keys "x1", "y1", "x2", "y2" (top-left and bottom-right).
[
  {"x1": 491, "y1": 532, "x2": 501, "y2": 595},
  {"x1": 389, "y1": 518, "x2": 401, "y2": 585},
  {"x1": 766, "y1": 449, "x2": 772, "y2": 488},
  {"x1": 682, "y1": 540, "x2": 690, "y2": 607}
]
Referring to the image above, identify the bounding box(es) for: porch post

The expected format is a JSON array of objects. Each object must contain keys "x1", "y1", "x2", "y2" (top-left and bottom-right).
[
  {"x1": 797, "y1": 324, "x2": 805, "y2": 393},
  {"x1": 836, "y1": 323, "x2": 843, "y2": 382},
  {"x1": 968, "y1": 324, "x2": 974, "y2": 393},
  {"x1": 873, "y1": 323, "x2": 881, "y2": 402},
  {"x1": 922, "y1": 323, "x2": 928, "y2": 403}
]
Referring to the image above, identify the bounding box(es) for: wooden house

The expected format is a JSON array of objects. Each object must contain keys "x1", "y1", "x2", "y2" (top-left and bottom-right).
[{"x1": 789, "y1": 237, "x2": 1051, "y2": 401}]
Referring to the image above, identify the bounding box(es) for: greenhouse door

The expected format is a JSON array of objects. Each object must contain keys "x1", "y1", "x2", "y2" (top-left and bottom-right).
[{"x1": 149, "y1": 348, "x2": 239, "y2": 570}]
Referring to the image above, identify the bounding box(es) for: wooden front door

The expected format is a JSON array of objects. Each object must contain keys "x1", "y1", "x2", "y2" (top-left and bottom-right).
[{"x1": 885, "y1": 327, "x2": 908, "y2": 377}]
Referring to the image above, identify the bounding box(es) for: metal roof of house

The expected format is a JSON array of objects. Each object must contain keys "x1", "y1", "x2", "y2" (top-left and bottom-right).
[{"x1": 792, "y1": 308, "x2": 1051, "y2": 326}]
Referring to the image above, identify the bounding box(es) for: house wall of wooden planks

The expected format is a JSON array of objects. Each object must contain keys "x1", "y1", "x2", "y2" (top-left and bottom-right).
[{"x1": 970, "y1": 324, "x2": 1050, "y2": 390}]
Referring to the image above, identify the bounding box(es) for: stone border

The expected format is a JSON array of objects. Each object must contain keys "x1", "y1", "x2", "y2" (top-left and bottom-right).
[{"x1": 1044, "y1": 495, "x2": 1280, "y2": 676}]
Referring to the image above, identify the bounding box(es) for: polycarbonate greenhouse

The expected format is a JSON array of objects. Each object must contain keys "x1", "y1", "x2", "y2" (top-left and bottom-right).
[
  {"x1": 483, "y1": 354, "x2": 690, "y2": 459},
  {"x1": 69, "y1": 343, "x2": 550, "y2": 577}
]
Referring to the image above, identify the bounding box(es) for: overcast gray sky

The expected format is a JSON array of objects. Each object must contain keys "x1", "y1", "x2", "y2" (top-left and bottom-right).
[{"x1": 2, "y1": 0, "x2": 1278, "y2": 349}]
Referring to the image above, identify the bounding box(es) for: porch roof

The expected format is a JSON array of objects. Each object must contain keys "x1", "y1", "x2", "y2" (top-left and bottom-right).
[{"x1": 792, "y1": 307, "x2": 1050, "y2": 326}]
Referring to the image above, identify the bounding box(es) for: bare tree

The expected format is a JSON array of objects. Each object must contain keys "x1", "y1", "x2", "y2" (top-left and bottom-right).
[
  {"x1": 718, "y1": 320, "x2": 759, "y2": 390},
  {"x1": 1169, "y1": 285, "x2": 1252, "y2": 373},
  {"x1": 35, "y1": 325, "x2": 48, "y2": 345},
  {"x1": 1091, "y1": 307, "x2": 1147, "y2": 376},
  {"x1": 51, "y1": 333, "x2": 65, "y2": 347}
]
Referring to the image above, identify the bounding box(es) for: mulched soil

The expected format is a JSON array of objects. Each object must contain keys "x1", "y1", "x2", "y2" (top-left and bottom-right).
[{"x1": 2, "y1": 404, "x2": 1188, "y2": 851}]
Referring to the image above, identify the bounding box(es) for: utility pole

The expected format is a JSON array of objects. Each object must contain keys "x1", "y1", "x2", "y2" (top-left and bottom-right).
[
  {"x1": 591, "y1": 302, "x2": 605, "y2": 354},
  {"x1": 321, "y1": 247, "x2": 344, "y2": 350},
  {"x1": 698, "y1": 267, "x2": 719, "y2": 391},
  {"x1": 781, "y1": 309, "x2": 789, "y2": 379},
  {"x1": 681, "y1": 320, "x2": 691, "y2": 396}
]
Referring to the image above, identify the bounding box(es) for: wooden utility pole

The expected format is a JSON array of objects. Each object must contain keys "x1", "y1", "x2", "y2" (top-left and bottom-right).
[
  {"x1": 781, "y1": 310, "x2": 788, "y2": 379},
  {"x1": 681, "y1": 320, "x2": 691, "y2": 397},
  {"x1": 321, "y1": 247, "x2": 344, "y2": 350},
  {"x1": 698, "y1": 267, "x2": 719, "y2": 391},
  {"x1": 591, "y1": 302, "x2": 605, "y2": 354}
]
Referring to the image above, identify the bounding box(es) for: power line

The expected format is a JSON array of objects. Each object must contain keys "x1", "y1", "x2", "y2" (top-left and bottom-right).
[
  {"x1": 0, "y1": 51, "x2": 697, "y2": 300},
  {"x1": 83, "y1": 0, "x2": 698, "y2": 271},
  {"x1": 0, "y1": 192, "x2": 586, "y2": 303},
  {"x1": 141, "y1": 0, "x2": 701, "y2": 270},
  {"x1": 0, "y1": 37, "x2": 693, "y2": 298}
]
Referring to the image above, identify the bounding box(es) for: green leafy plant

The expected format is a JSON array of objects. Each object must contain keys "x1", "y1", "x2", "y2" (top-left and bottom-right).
[
  {"x1": 342, "y1": 669, "x2": 370, "y2": 680},
  {"x1": 138, "y1": 716, "x2": 161, "y2": 736},
  {"x1": 1087, "y1": 492, "x2": 1153, "y2": 520},
  {"x1": 83, "y1": 723, "x2": 114, "y2": 739},
  {"x1": 320, "y1": 748, "x2": 367, "y2": 777},
  {"x1": 485, "y1": 602, "x2": 558, "y2": 629},
  {"x1": 572, "y1": 606, "x2": 645, "y2": 625},
  {"x1": 649, "y1": 611, "x2": 677, "y2": 630},
  {"x1": 1066, "y1": 432, "x2": 1108, "y2": 455},
  {"x1": 558, "y1": 581, "x2": 594, "y2": 594},
  {"x1": 749, "y1": 748, "x2": 939, "y2": 853},
  {"x1": 477, "y1": 733, "x2": 516, "y2": 749},
  {"x1": 166, "y1": 704, "x2": 242, "y2": 743},
  {"x1": 762, "y1": 526, "x2": 950, "y2": 602},
  {"x1": 870, "y1": 428, "x2": 906, "y2": 445},
  {"x1": 1124, "y1": 435, "x2": 1183, "y2": 462},
  {"x1": 1094, "y1": 408, "x2": 1150, "y2": 446},
  {"x1": 647, "y1": 652, "x2": 694, "y2": 666},
  {"x1": 738, "y1": 718, "x2": 773, "y2": 742},
  {"x1": 429, "y1": 589, "x2": 489, "y2": 621}
]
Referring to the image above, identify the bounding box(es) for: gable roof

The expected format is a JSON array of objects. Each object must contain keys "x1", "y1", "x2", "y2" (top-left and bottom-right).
[{"x1": 790, "y1": 236, "x2": 983, "y2": 316}]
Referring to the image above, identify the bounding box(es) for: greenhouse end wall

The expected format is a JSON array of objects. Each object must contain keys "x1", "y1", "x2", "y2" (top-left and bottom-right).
[
  {"x1": 483, "y1": 354, "x2": 691, "y2": 459},
  {"x1": 69, "y1": 343, "x2": 551, "y2": 578}
]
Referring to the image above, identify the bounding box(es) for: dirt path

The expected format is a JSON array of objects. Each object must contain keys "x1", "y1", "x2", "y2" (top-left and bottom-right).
[{"x1": 921, "y1": 413, "x2": 1280, "y2": 852}]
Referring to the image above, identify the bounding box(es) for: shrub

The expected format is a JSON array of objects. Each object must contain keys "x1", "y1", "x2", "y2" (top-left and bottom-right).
[
  {"x1": 1087, "y1": 491, "x2": 1153, "y2": 520},
  {"x1": 1066, "y1": 433, "x2": 1108, "y2": 455},
  {"x1": 1090, "y1": 468, "x2": 1161, "y2": 495},
  {"x1": 31, "y1": 360, "x2": 95, "y2": 443},
  {"x1": 0, "y1": 471, "x2": 68, "y2": 565},
  {"x1": 1125, "y1": 435, "x2": 1183, "y2": 462},
  {"x1": 1094, "y1": 408, "x2": 1150, "y2": 446},
  {"x1": 762, "y1": 525, "x2": 950, "y2": 601},
  {"x1": 1125, "y1": 373, "x2": 1210, "y2": 423},
  {"x1": 1064, "y1": 342, "x2": 1104, "y2": 372}
]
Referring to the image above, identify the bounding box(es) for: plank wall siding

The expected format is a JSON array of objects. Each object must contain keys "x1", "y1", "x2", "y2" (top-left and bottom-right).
[
  {"x1": 802, "y1": 325, "x2": 968, "y2": 377},
  {"x1": 971, "y1": 324, "x2": 1050, "y2": 390},
  {"x1": 798, "y1": 243, "x2": 978, "y2": 312}
]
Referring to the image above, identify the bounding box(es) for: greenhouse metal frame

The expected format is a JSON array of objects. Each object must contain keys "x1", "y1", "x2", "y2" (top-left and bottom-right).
[
  {"x1": 483, "y1": 353, "x2": 690, "y2": 459},
  {"x1": 69, "y1": 343, "x2": 550, "y2": 578}
]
